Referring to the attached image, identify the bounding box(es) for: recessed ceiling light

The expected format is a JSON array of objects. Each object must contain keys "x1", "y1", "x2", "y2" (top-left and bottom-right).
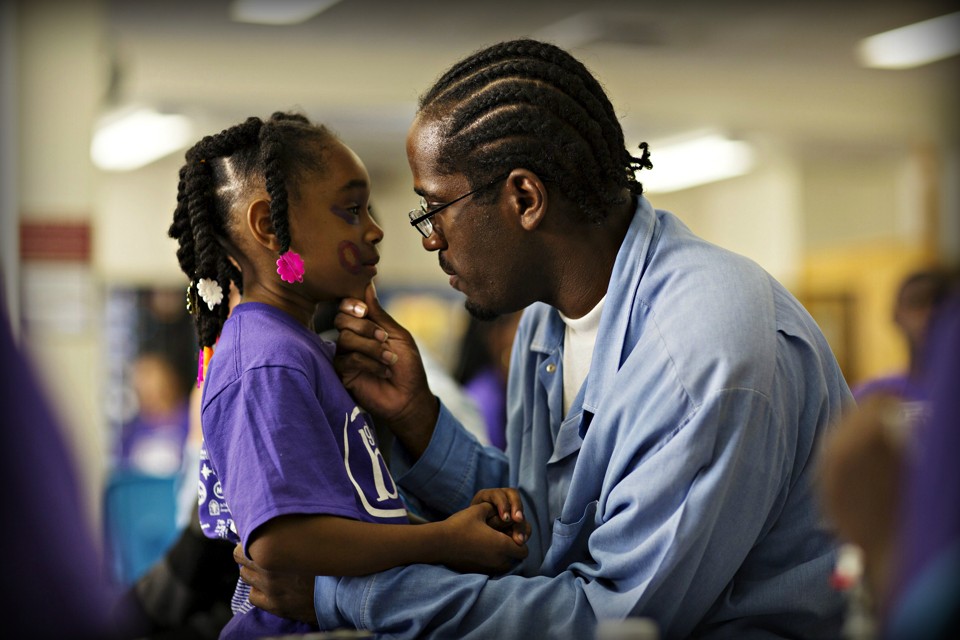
[
  {"x1": 91, "y1": 107, "x2": 193, "y2": 172},
  {"x1": 230, "y1": 0, "x2": 342, "y2": 26},
  {"x1": 857, "y1": 12, "x2": 960, "y2": 69},
  {"x1": 640, "y1": 130, "x2": 755, "y2": 194}
]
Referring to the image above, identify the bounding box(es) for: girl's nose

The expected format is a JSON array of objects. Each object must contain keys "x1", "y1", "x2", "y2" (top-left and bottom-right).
[{"x1": 366, "y1": 217, "x2": 384, "y2": 245}]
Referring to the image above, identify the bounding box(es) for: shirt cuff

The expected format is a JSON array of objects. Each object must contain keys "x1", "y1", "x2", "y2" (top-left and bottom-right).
[
  {"x1": 313, "y1": 575, "x2": 348, "y2": 631},
  {"x1": 394, "y1": 401, "x2": 472, "y2": 503}
]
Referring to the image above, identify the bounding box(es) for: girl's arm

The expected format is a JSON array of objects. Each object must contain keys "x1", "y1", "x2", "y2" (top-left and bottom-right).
[{"x1": 247, "y1": 502, "x2": 527, "y2": 577}]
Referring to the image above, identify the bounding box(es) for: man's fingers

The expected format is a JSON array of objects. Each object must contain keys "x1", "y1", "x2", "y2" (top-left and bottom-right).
[
  {"x1": 333, "y1": 350, "x2": 393, "y2": 382},
  {"x1": 338, "y1": 284, "x2": 394, "y2": 324},
  {"x1": 333, "y1": 311, "x2": 388, "y2": 343},
  {"x1": 505, "y1": 489, "x2": 524, "y2": 523},
  {"x1": 364, "y1": 282, "x2": 392, "y2": 324},
  {"x1": 234, "y1": 543, "x2": 253, "y2": 567},
  {"x1": 484, "y1": 491, "x2": 511, "y2": 523},
  {"x1": 512, "y1": 521, "x2": 531, "y2": 545},
  {"x1": 336, "y1": 326, "x2": 398, "y2": 365}
]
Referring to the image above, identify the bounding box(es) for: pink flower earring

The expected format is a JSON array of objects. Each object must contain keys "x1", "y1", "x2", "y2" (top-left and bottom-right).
[{"x1": 276, "y1": 250, "x2": 305, "y2": 283}]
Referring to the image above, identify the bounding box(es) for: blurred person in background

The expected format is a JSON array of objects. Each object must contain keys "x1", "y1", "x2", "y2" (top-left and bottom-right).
[
  {"x1": 454, "y1": 311, "x2": 522, "y2": 450},
  {"x1": 820, "y1": 269, "x2": 959, "y2": 639},
  {"x1": 852, "y1": 267, "x2": 952, "y2": 411},
  {"x1": 117, "y1": 351, "x2": 192, "y2": 477},
  {"x1": 2, "y1": 290, "x2": 115, "y2": 639}
]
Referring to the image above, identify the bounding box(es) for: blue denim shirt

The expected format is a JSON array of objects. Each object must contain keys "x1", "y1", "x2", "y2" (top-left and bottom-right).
[{"x1": 316, "y1": 197, "x2": 850, "y2": 638}]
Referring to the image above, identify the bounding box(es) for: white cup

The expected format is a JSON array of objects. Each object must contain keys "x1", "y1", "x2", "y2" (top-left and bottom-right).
[{"x1": 595, "y1": 617, "x2": 660, "y2": 640}]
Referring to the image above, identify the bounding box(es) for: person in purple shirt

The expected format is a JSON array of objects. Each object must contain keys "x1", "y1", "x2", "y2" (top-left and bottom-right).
[
  {"x1": 454, "y1": 312, "x2": 521, "y2": 450},
  {"x1": 118, "y1": 351, "x2": 191, "y2": 476},
  {"x1": 852, "y1": 267, "x2": 952, "y2": 408},
  {"x1": 1, "y1": 297, "x2": 115, "y2": 639},
  {"x1": 168, "y1": 111, "x2": 530, "y2": 639},
  {"x1": 886, "y1": 286, "x2": 960, "y2": 638},
  {"x1": 821, "y1": 272, "x2": 959, "y2": 638}
]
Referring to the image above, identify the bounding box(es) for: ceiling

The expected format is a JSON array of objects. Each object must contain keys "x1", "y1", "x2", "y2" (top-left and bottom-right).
[{"x1": 101, "y1": 0, "x2": 958, "y2": 173}]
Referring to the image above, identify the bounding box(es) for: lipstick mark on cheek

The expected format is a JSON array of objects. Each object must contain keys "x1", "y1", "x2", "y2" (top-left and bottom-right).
[
  {"x1": 331, "y1": 205, "x2": 359, "y2": 225},
  {"x1": 338, "y1": 241, "x2": 363, "y2": 275}
]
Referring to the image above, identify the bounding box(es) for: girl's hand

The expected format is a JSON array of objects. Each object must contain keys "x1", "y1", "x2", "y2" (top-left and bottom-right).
[
  {"x1": 471, "y1": 487, "x2": 529, "y2": 546},
  {"x1": 438, "y1": 503, "x2": 529, "y2": 575}
]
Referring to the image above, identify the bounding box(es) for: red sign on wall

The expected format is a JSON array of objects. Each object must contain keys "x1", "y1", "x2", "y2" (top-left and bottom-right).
[{"x1": 20, "y1": 221, "x2": 91, "y2": 262}]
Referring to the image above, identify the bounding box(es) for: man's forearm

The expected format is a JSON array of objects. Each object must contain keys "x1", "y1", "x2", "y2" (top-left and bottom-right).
[{"x1": 386, "y1": 390, "x2": 439, "y2": 460}]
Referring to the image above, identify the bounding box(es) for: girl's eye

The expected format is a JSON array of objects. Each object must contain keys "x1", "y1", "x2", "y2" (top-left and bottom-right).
[{"x1": 346, "y1": 204, "x2": 372, "y2": 217}]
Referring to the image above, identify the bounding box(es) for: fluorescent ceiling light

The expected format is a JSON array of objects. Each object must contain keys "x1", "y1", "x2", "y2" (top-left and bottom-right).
[
  {"x1": 230, "y1": 0, "x2": 342, "y2": 26},
  {"x1": 857, "y1": 12, "x2": 960, "y2": 69},
  {"x1": 640, "y1": 131, "x2": 755, "y2": 194},
  {"x1": 90, "y1": 107, "x2": 193, "y2": 172}
]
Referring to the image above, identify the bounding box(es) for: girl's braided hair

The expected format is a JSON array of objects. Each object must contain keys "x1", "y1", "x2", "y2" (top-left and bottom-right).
[
  {"x1": 168, "y1": 111, "x2": 333, "y2": 355},
  {"x1": 418, "y1": 38, "x2": 651, "y2": 224}
]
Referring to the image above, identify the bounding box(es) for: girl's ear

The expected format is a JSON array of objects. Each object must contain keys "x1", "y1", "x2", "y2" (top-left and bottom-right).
[{"x1": 246, "y1": 199, "x2": 281, "y2": 251}]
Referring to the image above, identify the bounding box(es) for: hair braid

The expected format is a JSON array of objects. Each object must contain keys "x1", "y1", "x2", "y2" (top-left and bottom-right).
[
  {"x1": 259, "y1": 125, "x2": 293, "y2": 255},
  {"x1": 169, "y1": 164, "x2": 196, "y2": 279},
  {"x1": 449, "y1": 78, "x2": 615, "y2": 194},
  {"x1": 169, "y1": 112, "x2": 333, "y2": 368},
  {"x1": 419, "y1": 38, "x2": 652, "y2": 222}
]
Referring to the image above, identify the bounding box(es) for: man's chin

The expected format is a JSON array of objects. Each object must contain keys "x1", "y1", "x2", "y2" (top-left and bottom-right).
[{"x1": 465, "y1": 299, "x2": 500, "y2": 321}]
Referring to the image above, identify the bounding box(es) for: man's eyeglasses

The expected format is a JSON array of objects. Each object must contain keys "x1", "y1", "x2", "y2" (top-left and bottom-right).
[{"x1": 407, "y1": 173, "x2": 510, "y2": 238}]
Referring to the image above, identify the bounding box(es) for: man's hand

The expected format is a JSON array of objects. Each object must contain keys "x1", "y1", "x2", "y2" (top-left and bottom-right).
[
  {"x1": 471, "y1": 487, "x2": 530, "y2": 546},
  {"x1": 334, "y1": 283, "x2": 439, "y2": 457},
  {"x1": 438, "y1": 503, "x2": 529, "y2": 575},
  {"x1": 234, "y1": 544, "x2": 317, "y2": 624}
]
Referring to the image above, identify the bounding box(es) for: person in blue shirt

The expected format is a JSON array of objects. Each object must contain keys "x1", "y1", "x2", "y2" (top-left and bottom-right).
[{"x1": 238, "y1": 38, "x2": 852, "y2": 638}]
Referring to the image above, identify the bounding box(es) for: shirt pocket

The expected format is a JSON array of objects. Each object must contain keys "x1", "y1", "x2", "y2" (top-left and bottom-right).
[{"x1": 542, "y1": 499, "x2": 599, "y2": 577}]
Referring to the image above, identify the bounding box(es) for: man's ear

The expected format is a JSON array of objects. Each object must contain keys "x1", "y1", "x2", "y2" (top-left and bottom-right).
[
  {"x1": 246, "y1": 199, "x2": 281, "y2": 251},
  {"x1": 505, "y1": 169, "x2": 547, "y2": 231}
]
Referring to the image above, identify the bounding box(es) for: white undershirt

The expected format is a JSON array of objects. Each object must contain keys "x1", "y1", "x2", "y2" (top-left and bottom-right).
[{"x1": 559, "y1": 295, "x2": 606, "y2": 416}]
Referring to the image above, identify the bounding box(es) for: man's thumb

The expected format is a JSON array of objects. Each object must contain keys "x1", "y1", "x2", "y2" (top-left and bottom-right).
[{"x1": 364, "y1": 282, "x2": 392, "y2": 326}]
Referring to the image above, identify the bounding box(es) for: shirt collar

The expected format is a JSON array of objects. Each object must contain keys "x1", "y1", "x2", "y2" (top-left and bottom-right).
[
  {"x1": 524, "y1": 196, "x2": 657, "y2": 364},
  {"x1": 581, "y1": 196, "x2": 658, "y2": 414}
]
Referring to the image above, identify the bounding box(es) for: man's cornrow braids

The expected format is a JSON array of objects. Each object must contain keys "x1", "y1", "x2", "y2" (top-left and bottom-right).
[{"x1": 420, "y1": 39, "x2": 652, "y2": 222}]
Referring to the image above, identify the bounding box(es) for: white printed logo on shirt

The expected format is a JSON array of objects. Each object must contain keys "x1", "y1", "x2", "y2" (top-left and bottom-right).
[{"x1": 342, "y1": 406, "x2": 406, "y2": 518}]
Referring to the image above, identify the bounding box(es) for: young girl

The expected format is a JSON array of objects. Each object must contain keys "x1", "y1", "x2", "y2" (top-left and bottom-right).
[{"x1": 168, "y1": 112, "x2": 528, "y2": 639}]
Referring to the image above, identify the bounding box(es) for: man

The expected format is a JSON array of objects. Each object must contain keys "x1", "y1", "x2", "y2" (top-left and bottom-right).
[{"x1": 241, "y1": 38, "x2": 851, "y2": 638}]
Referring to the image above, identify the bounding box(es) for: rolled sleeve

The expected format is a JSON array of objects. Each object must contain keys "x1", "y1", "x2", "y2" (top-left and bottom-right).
[{"x1": 394, "y1": 401, "x2": 508, "y2": 515}]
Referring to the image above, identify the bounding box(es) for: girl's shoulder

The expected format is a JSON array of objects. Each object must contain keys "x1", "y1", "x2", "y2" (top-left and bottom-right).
[{"x1": 214, "y1": 304, "x2": 333, "y2": 383}]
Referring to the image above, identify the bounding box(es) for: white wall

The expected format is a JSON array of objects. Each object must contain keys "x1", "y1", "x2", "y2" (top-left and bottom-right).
[
  {"x1": 1, "y1": 1, "x2": 18, "y2": 323},
  {"x1": 645, "y1": 139, "x2": 803, "y2": 289},
  {"x1": 17, "y1": 0, "x2": 108, "y2": 524}
]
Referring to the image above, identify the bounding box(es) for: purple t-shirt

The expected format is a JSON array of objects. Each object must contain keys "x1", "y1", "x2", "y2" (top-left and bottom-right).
[
  {"x1": 197, "y1": 302, "x2": 407, "y2": 636},
  {"x1": 464, "y1": 366, "x2": 508, "y2": 450}
]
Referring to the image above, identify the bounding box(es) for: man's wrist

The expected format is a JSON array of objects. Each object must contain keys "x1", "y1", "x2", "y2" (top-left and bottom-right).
[
  {"x1": 392, "y1": 392, "x2": 440, "y2": 459},
  {"x1": 314, "y1": 575, "x2": 346, "y2": 630}
]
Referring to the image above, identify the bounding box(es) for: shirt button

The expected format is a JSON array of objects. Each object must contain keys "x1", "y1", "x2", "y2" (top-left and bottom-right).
[{"x1": 546, "y1": 364, "x2": 557, "y2": 373}]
